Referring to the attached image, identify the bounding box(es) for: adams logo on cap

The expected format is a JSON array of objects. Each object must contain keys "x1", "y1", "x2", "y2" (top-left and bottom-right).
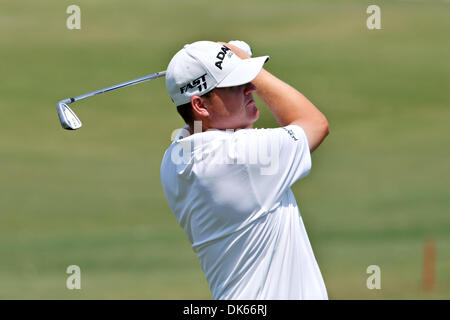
[{"x1": 215, "y1": 45, "x2": 233, "y2": 70}]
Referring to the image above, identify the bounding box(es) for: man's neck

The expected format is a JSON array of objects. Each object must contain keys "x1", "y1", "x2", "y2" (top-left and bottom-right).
[{"x1": 188, "y1": 121, "x2": 254, "y2": 135}]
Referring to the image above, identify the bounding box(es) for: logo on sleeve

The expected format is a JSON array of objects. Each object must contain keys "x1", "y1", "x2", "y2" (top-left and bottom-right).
[
  {"x1": 180, "y1": 73, "x2": 208, "y2": 94},
  {"x1": 215, "y1": 45, "x2": 233, "y2": 70},
  {"x1": 282, "y1": 127, "x2": 299, "y2": 141}
]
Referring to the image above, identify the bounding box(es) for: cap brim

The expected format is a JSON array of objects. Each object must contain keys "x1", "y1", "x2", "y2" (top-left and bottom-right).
[{"x1": 216, "y1": 56, "x2": 269, "y2": 88}]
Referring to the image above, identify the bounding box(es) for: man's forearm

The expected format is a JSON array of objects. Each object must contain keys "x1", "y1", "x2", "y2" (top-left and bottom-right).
[
  {"x1": 222, "y1": 41, "x2": 329, "y2": 151},
  {"x1": 252, "y1": 69, "x2": 329, "y2": 151}
]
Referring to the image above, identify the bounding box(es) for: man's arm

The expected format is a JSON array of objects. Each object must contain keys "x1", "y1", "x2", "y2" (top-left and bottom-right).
[{"x1": 222, "y1": 42, "x2": 329, "y2": 152}]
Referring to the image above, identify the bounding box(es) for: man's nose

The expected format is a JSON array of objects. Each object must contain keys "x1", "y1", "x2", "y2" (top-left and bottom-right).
[{"x1": 244, "y1": 82, "x2": 257, "y2": 95}]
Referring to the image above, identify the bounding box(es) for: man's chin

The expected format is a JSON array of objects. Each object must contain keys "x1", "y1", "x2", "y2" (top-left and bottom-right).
[
  {"x1": 245, "y1": 112, "x2": 260, "y2": 129},
  {"x1": 250, "y1": 107, "x2": 260, "y2": 122}
]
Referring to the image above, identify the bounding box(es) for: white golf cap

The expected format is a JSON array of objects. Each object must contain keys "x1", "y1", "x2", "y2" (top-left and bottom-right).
[{"x1": 166, "y1": 41, "x2": 269, "y2": 106}]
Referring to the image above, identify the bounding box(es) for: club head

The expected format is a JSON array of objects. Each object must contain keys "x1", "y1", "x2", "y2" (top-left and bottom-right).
[{"x1": 57, "y1": 102, "x2": 82, "y2": 130}]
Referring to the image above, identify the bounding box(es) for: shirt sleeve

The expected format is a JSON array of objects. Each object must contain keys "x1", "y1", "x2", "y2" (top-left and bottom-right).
[{"x1": 233, "y1": 124, "x2": 311, "y2": 209}]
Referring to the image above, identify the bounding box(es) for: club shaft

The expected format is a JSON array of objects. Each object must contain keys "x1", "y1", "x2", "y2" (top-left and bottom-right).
[{"x1": 63, "y1": 71, "x2": 166, "y2": 104}]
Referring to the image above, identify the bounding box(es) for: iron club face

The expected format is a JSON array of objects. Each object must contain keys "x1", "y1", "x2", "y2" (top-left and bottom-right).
[{"x1": 57, "y1": 102, "x2": 82, "y2": 130}]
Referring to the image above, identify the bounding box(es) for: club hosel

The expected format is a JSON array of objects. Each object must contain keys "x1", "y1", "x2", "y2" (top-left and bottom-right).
[{"x1": 58, "y1": 98, "x2": 75, "y2": 105}]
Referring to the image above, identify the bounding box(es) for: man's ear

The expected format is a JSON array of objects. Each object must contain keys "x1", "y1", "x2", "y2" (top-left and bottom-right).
[{"x1": 191, "y1": 95, "x2": 210, "y2": 118}]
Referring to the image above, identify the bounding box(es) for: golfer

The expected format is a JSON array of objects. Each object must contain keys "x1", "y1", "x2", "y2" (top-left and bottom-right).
[{"x1": 160, "y1": 40, "x2": 329, "y2": 299}]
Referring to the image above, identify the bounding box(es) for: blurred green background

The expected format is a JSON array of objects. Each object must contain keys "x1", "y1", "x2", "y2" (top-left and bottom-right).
[{"x1": 0, "y1": 0, "x2": 449, "y2": 299}]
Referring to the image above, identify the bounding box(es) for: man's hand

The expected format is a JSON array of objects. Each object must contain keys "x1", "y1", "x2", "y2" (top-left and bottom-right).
[
  {"x1": 218, "y1": 41, "x2": 251, "y2": 60},
  {"x1": 228, "y1": 40, "x2": 253, "y2": 57}
]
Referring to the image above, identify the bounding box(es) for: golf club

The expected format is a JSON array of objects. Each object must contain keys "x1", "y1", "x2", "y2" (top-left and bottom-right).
[{"x1": 57, "y1": 71, "x2": 166, "y2": 130}]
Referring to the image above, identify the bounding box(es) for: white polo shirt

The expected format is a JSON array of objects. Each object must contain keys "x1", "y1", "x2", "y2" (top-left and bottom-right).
[{"x1": 160, "y1": 124, "x2": 327, "y2": 300}]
